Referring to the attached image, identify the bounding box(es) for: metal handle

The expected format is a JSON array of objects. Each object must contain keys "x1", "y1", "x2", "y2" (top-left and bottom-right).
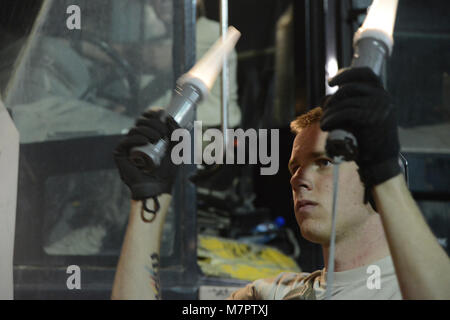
[
  {"x1": 128, "y1": 83, "x2": 201, "y2": 171},
  {"x1": 326, "y1": 37, "x2": 389, "y2": 161},
  {"x1": 129, "y1": 138, "x2": 168, "y2": 169}
]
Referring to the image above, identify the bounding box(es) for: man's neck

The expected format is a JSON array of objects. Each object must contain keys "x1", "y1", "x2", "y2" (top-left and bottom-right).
[{"x1": 322, "y1": 214, "x2": 390, "y2": 272}]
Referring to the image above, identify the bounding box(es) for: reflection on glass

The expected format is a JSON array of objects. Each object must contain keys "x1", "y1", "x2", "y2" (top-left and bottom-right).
[{"x1": 5, "y1": 0, "x2": 174, "y2": 143}]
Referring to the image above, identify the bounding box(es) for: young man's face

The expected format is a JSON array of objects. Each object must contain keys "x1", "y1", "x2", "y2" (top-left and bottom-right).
[{"x1": 289, "y1": 122, "x2": 373, "y2": 245}]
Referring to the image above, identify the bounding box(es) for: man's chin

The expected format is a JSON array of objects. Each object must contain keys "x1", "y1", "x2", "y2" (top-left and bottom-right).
[{"x1": 299, "y1": 220, "x2": 330, "y2": 245}]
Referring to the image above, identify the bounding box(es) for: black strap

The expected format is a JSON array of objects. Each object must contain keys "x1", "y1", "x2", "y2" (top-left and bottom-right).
[{"x1": 141, "y1": 197, "x2": 160, "y2": 223}]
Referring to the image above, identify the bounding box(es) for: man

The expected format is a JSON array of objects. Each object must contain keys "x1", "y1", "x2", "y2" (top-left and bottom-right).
[{"x1": 111, "y1": 67, "x2": 450, "y2": 299}]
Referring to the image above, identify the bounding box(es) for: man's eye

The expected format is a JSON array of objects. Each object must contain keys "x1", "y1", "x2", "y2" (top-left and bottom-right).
[{"x1": 316, "y1": 158, "x2": 332, "y2": 168}]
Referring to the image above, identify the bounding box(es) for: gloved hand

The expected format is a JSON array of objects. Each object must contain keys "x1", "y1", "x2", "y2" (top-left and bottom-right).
[
  {"x1": 321, "y1": 67, "x2": 401, "y2": 189},
  {"x1": 114, "y1": 109, "x2": 179, "y2": 200}
]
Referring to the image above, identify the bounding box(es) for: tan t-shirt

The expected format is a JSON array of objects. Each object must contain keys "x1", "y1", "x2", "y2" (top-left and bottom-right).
[{"x1": 227, "y1": 256, "x2": 402, "y2": 300}]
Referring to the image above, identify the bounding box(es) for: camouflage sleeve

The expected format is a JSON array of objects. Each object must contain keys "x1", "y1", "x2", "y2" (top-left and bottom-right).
[
  {"x1": 226, "y1": 282, "x2": 259, "y2": 300},
  {"x1": 226, "y1": 272, "x2": 312, "y2": 300}
]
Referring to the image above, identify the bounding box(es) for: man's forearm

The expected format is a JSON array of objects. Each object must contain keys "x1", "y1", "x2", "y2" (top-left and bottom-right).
[
  {"x1": 373, "y1": 174, "x2": 450, "y2": 299},
  {"x1": 111, "y1": 195, "x2": 172, "y2": 300}
]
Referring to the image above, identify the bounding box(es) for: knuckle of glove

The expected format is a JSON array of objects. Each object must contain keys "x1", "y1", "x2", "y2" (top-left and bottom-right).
[
  {"x1": 329, "y1": 67, "x2": 382, "y2": 88},
  {"x1": 135, "y1": 118, "x2": 168, "y2": 136},
  {"x1": 137, "y1": 109, "x2": 179, "y2": 140},
  {"x1": 142, "y1": 107, "x2": 165, "y2": 119},
  {"x1": 128, "y1": 126, "x2": 161, "y2": 143}
]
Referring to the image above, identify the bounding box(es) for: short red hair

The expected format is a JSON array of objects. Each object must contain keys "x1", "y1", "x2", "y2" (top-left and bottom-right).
[{"x1": 290, "y1": 107, "x2": 323, "y2": 134}]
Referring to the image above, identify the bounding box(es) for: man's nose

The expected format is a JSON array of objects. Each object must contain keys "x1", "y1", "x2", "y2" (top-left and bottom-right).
[{"x1": 290, "y1": 168, "x2": 313, "y2": 191}]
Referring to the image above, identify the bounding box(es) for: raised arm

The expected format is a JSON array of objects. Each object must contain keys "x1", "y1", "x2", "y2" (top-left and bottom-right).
[
  {"x1": 322, "y1": 67, "x2": 450, "y2": 299},
  {"x1": 373, "y1": 174, "x2": 450, "y2": 299},
  {"x1": 112, "y1": 196, "x2": 171, "y2": 300},
  {"x1": 111, "y1": 109, "x2": 179, "y2": 299}
]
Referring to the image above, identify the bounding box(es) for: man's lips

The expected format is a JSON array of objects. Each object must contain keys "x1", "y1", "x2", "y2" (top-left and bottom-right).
[{"x1": 295, "y1": 200, "x2": 318, "y2": 213}]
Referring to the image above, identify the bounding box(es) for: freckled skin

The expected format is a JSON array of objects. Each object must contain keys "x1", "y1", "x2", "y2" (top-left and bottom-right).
[{"x1": 289, "y1": 123, "x2": 376, "y2": 245}]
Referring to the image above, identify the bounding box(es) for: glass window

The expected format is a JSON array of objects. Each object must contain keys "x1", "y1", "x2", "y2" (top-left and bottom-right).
[{"x1": 5, "y1": 0, "x2": 176, "y2": 258}]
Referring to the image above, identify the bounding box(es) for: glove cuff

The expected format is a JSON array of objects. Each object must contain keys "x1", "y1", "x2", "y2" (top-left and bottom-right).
[
  {"x1": 130, "y1": 182, "x2": 170, "y2": 200},
  {"x1": 358, "y1": 156, "x2": 402, "y2": 189}
]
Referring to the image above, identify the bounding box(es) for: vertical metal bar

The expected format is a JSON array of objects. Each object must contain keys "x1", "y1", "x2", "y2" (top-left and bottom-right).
[
  {"x1": 220, "y1": 0, "x2": 229, "y2": 153},
  {"x1": 165, "y1": 0, "x2": 198, "y2": 292},
  {"x1": 308, "y1": 0, "x2": 326, "y2": 107}
]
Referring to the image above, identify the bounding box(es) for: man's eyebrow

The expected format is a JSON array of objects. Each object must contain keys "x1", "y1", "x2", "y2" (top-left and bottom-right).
[
  {"x1": 310, "y1": 151, "x2": 327, "y2": 158},
  {"x1": 288, "y1": 157, "x2": 297, "y2": 174},
  {"x1": 288, "y1": 159, "x2": 295, "y2": 174}
]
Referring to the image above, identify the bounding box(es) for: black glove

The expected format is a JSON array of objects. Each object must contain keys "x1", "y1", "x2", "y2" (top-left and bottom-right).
[
  {"x1": 114, "y1": 109, "x2": 179, "y2": 200},
  {"x1": 321, "y1": 67, "x2": 401, "y2": 189}
]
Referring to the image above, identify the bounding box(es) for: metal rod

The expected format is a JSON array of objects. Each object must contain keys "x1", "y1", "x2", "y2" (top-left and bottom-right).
[{"x1": 220, "y1": 0, "x2": 229, "y2": 153}]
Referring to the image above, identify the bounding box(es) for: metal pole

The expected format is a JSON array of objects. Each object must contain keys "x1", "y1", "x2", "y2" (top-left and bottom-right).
[{"x1": 220, "y1": 0, "x2": 229, "y2": 154}]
